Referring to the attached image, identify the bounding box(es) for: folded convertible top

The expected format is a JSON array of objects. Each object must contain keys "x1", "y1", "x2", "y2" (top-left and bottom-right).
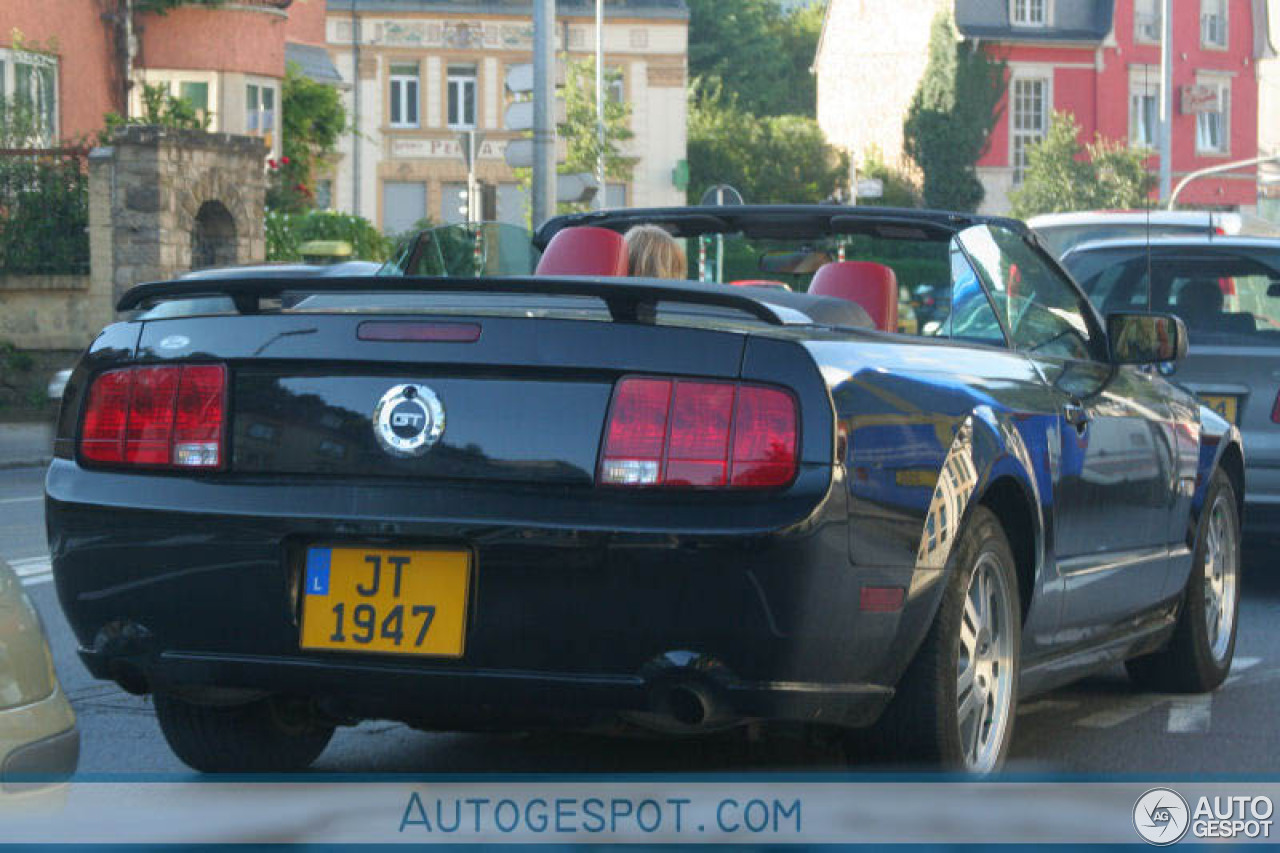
[{"x1": 116, "y1": 275, "x2": 874, "y2": 329}]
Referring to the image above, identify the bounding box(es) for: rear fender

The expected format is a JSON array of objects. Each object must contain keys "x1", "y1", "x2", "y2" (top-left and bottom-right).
[
  {"x1": 1186, "y1": 404, "x2": 1245, "y2": 551},
  {"x1": 871, "y1": 406, "x2": 1050, "y2": 687}
]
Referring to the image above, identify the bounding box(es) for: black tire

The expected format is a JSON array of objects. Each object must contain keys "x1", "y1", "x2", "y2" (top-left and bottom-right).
[
  {"x1": 154, "y1": 693, "x2": 335, "y2": 773},
  {"x1": 1126, "y1": 469, "x2": 1240, "y2": 693},
  {"x1": 865, "y1": 506, "x2": 1021, "y2": 772}
]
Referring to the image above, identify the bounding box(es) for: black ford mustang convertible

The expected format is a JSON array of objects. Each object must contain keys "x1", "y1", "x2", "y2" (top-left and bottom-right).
[{"x1": 48, "y1": 206, "x2": 1243, "y2": 773}]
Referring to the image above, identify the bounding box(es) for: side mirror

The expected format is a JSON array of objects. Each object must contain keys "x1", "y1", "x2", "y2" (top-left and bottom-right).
[{"x1": 1108, "y1": 312, "x2": 1188, "y2": 365}]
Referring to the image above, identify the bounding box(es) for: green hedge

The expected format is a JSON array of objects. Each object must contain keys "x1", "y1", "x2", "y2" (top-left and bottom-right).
[
  {"x1": 265, "y1": 209, "x2": 393, "y2": 263},
  {"x1": 0, "y1": 155, "x2": 89, "y2": 275}
]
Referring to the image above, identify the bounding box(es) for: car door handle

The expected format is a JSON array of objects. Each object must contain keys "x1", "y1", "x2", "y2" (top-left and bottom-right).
[{"x1": 1064, "y1": 401, "x2": 1090, "y2": 432}]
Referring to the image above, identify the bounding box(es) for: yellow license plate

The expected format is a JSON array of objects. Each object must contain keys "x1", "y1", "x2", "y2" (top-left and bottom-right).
[
  {"x1": 300, "y1": 547, "x2": 470, "y2": 657},
  {"x1": 1200, "y1": 395, "x2": 1239, "y2": 424}
]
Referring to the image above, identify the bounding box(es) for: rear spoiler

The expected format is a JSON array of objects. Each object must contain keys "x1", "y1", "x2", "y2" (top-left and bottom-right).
[{"x1": 116, "y1": 275, "x2": 793, "y2": 326}]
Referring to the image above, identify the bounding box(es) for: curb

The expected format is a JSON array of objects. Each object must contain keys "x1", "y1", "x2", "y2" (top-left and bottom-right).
[{"x1": 0, "y1": 458, "x2": 51, "y2": 471}]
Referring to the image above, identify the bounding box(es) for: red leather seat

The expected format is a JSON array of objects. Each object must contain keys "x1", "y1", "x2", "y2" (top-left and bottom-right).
[
  {"x1": 535, "y1": 226, "x2": 629, "y2": 276},
  {"x1": 808, "y1": 262, "x2": 899, "y2": 332}
]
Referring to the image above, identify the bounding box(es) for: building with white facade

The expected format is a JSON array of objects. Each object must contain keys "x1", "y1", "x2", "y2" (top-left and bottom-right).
[{"x1": 326, "y1": 0, "x2": 689, "y2": 232}]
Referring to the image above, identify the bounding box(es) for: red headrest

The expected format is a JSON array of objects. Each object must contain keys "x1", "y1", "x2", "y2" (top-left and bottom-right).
[
  {"x1": 809, "y1": 262, "x2": 899, "y2": 332},
  {"x1": 535, "y1": 226, "x2": 629, "y2": 277}
]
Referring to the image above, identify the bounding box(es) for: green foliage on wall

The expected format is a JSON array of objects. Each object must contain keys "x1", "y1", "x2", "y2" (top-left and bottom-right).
[
  {"x1": 102, "y1": 83, "x2": 211, "y2": 141},
  {"x1": 268, "y1": 63, "x2": 348, "y2": 213},
  {"x1": 0, "y1": 94, "x2": 88, "y2": 275},
  {"x1": 902, "y1": 10, "x2": 1006, "y2": 212},
  {"x1": 265, "y1": 209, "x2": 392, "y2": 263}
]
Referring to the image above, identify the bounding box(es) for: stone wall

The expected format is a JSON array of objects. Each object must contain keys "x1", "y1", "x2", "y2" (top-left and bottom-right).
[
  {"x1": 89, "y1": 125, "x2": 268, "y2": 308},
  {"x1": 0, "y1": 274, "x2": 103, "y2": 351}
]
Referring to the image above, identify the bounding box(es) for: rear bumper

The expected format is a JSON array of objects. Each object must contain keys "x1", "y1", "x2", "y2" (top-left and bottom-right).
[
  {"x1": 47, "y1": 461, "x2": 939, "y2": 731},
  {"x1": 0, "y1": 687, "x2": 79, "y2": 792}
]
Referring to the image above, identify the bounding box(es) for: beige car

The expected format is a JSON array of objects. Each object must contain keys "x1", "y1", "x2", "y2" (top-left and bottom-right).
[{"x1": 0, "y1": 560, "x2": 78, "y2": 790}]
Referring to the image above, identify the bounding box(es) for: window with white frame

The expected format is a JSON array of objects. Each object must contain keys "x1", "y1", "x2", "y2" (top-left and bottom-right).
[
  {"x1": 389, "y1": 63, "x2": 420, "y2": 128},
  {"x1": 607, "y1": 66, "x2": 625, "y2": 104},
  {"x1": 0, "y1": 48, "x2": 58, "y2": 144},
  {"x1": 1201, "y1": 0, "x2": 1228, "y2": 48},
  {"x1": 1129, "y1": 68, "x2": 1159, "y2": 149},
  {"x1": 1134, "y1": 0, "x2": 1161, "y2": 43},
  {"x1": 447, "y1": 65, "x2": 476, "y2": 129},
  {"x1": 1011, "y1": 76, "x2": 1049, "y2": 183},
  {"x1": 246, "y1": 82, "x2": 277, "y2": 137},
  {"x1": 1011, "y1": 0, "x2": 1048, "y2": 27},
  {"x1": 1195, "y1": 75, "x2": 1230, "y2": 154}
]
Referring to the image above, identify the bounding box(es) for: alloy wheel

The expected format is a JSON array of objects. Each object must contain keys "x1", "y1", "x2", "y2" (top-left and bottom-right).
[
  {"x1": 956, "y1": 551, "x2": 1016, "y2": 772},
  {"x1": 1203, "y1": 492, "x2": 1239, "y2": 664}
]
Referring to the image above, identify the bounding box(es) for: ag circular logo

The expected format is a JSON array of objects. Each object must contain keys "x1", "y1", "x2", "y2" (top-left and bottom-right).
[
  {"x1": 373, "y1": 384, "x2": 445, "y2": 458},
  {"x1": 1134, "y1": 788, "x2": 1190, "y2": 845}
]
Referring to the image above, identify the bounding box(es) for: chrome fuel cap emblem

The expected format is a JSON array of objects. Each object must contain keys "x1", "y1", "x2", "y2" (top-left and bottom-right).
[{"x1": 373, "y1": 384, "x2": 445, "y2": 457}]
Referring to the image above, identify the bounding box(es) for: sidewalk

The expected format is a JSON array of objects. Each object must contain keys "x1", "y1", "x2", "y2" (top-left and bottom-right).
[{"x1": 0, "y1": 421, "x2": 54, "y2": 468}]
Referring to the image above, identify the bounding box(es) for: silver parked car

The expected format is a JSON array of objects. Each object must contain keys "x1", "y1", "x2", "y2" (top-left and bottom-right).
[
  {"x1": 1062, "y1": 236, "x2": 1280, "y2": 537},
  {"x1": 1031, "y1": 210, "x2": 1280, "y2": 258}
]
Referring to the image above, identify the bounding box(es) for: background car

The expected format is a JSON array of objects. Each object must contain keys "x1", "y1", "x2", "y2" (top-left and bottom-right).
[
  {"x1": 1062, "y1": 235, "x2": 1280, "y2": 538},
  {"x1": 0, "y1": 560, "x2": 78, "y2": 792},
  {"x1": 1029, "y1": 210, "x2": 1280, "y2": 258}
]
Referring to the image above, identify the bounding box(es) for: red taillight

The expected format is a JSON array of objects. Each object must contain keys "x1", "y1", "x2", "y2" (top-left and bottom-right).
[
  {"x1": 1272, "y1": 391, "x2": 1280, "y2": 424},
  {"x1": 731, "y1": 385, "x2": 799, "y2": 487},
  {"x1": 600, "y1": 376, "x2": 798, "y2": 489},
  {"x1": 80, "y1": 364, "x2": 227, "y2": 470},
  {"x1": 81, "y1": 369, "x2": 131, "y2": 463}
]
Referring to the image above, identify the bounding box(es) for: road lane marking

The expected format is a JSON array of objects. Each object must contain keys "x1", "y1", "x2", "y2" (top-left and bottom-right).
[
  {"x1": 9, "y1": 555, "x2": 52, "y2": 586},
  {"x1": 1166, "y1": 695, "x2": 1213, "y2": 733},
  {"x1": 1075, "y1": 697, "x2": 1155, "y2": 729},
  {"x1": 0, "y1": 496, "x2": 41, "y2": 505}
]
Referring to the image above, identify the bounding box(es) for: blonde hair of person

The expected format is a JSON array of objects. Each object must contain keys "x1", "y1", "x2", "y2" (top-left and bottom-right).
[{"x1": 625, "y1": 224, "x2": 687, "y2": 280}]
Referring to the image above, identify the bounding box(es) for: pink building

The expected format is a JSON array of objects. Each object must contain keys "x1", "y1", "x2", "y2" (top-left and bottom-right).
[
  {"x1": 968, "y1": 0, "x2": 1272, "y2": 211},
  {"x1": 816, "y1": 0, "x2": 1275, "y2": 214},
  {"x1": 0, "y1": 0, "x2": 335, "y2": 156}
]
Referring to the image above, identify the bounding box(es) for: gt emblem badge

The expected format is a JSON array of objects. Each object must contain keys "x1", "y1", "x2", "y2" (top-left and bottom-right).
[{"x1": 373, "y1": 384, "x2": 445, "y2": 457}]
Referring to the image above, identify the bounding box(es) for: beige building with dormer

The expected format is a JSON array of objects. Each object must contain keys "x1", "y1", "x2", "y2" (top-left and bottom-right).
[{"x1": 325, "y1": 0, "x2": 689, "y2": 231}]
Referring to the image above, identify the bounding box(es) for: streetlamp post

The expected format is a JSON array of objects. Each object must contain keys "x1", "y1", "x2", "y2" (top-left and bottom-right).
[
  {"x1": 1166, "y1": 154, "x2": 1280, "y2": 209},
  {"x1": 596, "y1": 0, "x2": 606, "y2": 210},
  {"x1": 1158, "y1": 0, "x2": 1173, "y2": 203}
]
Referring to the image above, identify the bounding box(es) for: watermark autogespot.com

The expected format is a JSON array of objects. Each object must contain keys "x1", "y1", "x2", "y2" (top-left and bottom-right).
[{"x1": 1134, "y1": 787, "x2": 1274, "y2": 844}]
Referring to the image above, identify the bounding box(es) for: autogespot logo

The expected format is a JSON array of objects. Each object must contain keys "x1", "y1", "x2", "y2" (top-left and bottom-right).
[{"x1": 1134, "y1": 788, "x2": 1191, "y2": 846}]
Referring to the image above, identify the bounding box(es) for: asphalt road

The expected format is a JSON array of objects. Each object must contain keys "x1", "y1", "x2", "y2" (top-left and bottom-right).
[{"x1": 8, "y1": 463, "x2": 1280, "y2": 775}]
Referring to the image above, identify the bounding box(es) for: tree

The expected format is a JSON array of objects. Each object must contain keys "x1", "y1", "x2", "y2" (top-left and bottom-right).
[
  {"x1": 1009, "y1": 111, "x2": 1155, "y2": 218},
  {"x1": 687, "y1": 0, "x2": 824, "y2": 118},
  {"x1": 903, "y1": 10, "x2": 1005, "y2": 211},
  {"x1": 269, "y1": 63, "x2": 348, "y2": 212},
  {"x1": 687, "y1": 85, "x2": 848, "y2": 204},
  {"x1": 561, "y1": 58, "x2": 634, "y2": 184},
  {"x1": 515, "y1": 57, "x2": 634, "y2": 216}
]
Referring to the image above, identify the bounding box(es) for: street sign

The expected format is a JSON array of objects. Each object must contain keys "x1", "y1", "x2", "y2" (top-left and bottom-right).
[
  {"x1": 505, "y1": 61, "x2": 566, "y2": 94},
  {"x1": 556, "y1": 173, "x2": 599, "y2": 204},
  {"x1": 504, "y1": 137, "x2": 567, "y2": 169},
  {"x1": 699, "y1": 184, "x2": 744, "y2": 206},
  {"x1": 504, "y1": 99, "x2": 567, "y2": 132},
  {"x1": 855, "y1": 178, "x2": 884, "y2": 199},
  {"x1": 1181, "y1": 84, "x2": 1220, "y2": 115}
]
